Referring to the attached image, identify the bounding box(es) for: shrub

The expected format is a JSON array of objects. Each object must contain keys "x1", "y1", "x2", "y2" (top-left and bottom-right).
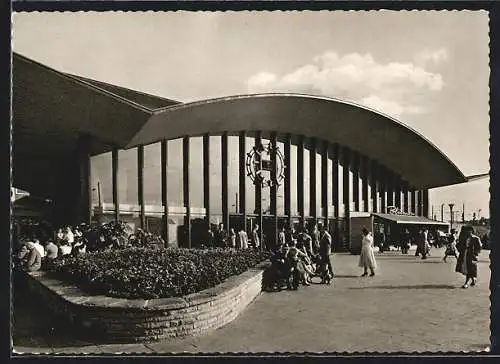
[{"x1": 46, "y1": 248, "x2": 270, "y2": 299}]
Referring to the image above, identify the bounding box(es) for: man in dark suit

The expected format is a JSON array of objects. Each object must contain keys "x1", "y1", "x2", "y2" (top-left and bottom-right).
[{"x1": 318, "y1": 223, "x2": 334, "y2": 279}]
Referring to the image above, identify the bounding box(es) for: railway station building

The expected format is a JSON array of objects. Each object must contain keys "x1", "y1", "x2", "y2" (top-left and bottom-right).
[{"x1": 13, "y1": 53, "x2": 482, "y2": 252}]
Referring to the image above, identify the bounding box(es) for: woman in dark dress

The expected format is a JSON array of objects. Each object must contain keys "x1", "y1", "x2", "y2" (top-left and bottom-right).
[{"x1": 455, "y1": 225, "x2": 482, "y2": 289}]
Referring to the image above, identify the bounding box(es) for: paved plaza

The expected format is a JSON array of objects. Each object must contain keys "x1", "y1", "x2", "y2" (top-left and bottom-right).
[{"x1": 13, "y1": 247, "x2": 491, "y2": 354}]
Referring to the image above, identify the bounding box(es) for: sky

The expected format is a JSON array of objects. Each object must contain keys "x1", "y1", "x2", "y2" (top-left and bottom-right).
[{"x1": 12, "y1": 11, "x2": 490, "y2": 219}]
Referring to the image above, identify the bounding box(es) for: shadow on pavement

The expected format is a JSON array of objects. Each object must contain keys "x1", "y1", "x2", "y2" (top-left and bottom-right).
[
  {"x1": 348, "y1": 284, "x2": 457, "y2": 290},
  {"x1": 332, "y1": 275, "x2": 360, "y2": 278},
  {"x1": 13, "y1": 284, "x2": 101, "y2": 348}
]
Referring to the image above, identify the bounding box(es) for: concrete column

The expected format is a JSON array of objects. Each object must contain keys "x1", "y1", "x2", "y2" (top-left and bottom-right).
[
  {"x1": 183, "y1": 136, "x2": 191, "y2": 248},
  {"x1": 297, "y1": 136, "x2": 305, "y2": 227},
  {"x1": 380, "y1": 166, "x2": 387, "y2": 213},
  {"x1": 255, "y1": 132, "x2": 264, "y2": 248},
  {"x1": 222, "y1": 132, "x2": 229, "y2": 232},
  {"x1": 395, "y1": 175, "x2": 402, "y2": 210},
  {"x1": 321, "y1": 140, "x2": 329, "y2": 229},
  {"x1": 77, "y1": 135, "x2": 92, "y2": 224},
  {"x1": 239, "y1": 132, "x2": 247, "y2": 232},
  {"x1": 310, "y1": 138, "x2": 317, "y2": 221},
  {"x1": 361, "y1": 155, "x2": 369, "y2": 212},
  {"x1": 203, "y1": 134, "x2": 211, "y2": 232},
  {"x1": 370, "y1": 160, "x2": 379, "y2": 213},
  {"x1": 423, "y1": 189, "x2": 429, "y2": 218},
  {"x1": 284, "y1": 134, "x2": 292, "y2": 228},
  {"x1": 137, "y1": 145, "x2": 145, "y2": 230},
  {"x1": 352, "y1": 151, "x2": 360, "y2": 212},
  {"x1": 161, "y1": 140, "x2": 169, "y2": 244},
  {"x1": 271, "y1": 132, "x2": 278, "y2": 247},
  {"x1": 112, "y1": 148, "x2": 119, "y2": 221}
]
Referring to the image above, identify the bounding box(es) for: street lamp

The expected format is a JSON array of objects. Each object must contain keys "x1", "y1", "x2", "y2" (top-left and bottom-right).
[
  {"x1": 441, "y1": 203, "x2": 445, "y2": 222},
  {"x1": 448, "y1": 203, "x2": 455, "y2": 229}
]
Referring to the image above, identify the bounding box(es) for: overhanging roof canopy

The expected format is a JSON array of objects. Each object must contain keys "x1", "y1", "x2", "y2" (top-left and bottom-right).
[
  {"x1": 373, "y1": 213, "x2": 450, "y2": 226},
  {"x1": 129, "y1": 94, "x2": 468, "y2": 189},
  {"x1": 13, "y1": 52, "x2": 471, "y2": 197}
]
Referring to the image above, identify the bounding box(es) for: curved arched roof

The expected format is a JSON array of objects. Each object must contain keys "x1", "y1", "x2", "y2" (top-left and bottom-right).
[
  {"x1": 13, "y1": 53, "x2": 470, "y2": 196},
  {"x1": 128, "y1": 93, "x2": 467, "y2": 190}
]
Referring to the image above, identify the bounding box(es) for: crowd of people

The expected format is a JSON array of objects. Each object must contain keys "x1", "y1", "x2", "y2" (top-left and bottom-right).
[
  {"x1": 265, "y1": 223, "x2": 334, "y2": 291},
  {"x1": 13, "y1": 216, "x2": 484, "y2": 290},
  {"x1": 204, "y1": 223, "x2": 258, "y2": 250},
  {"x1": 14, "y1": 225, "x2": 88, "y2": 272}
]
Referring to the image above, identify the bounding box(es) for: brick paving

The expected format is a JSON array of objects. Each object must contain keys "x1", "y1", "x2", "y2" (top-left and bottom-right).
[{"x1": 12, "y1": 247, "x2": 491, "y2": 354}]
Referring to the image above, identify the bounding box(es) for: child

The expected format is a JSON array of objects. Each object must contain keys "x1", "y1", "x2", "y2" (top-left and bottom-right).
[{"x1": 443, "y1": 229, "x2": 458, "y2": 262}]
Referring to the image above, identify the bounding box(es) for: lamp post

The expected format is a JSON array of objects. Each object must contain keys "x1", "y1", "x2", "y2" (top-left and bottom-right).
[
  {"x1": 448, "y1": 203, "x2": 455, "y2": 230},
  {"x1": 441, "y1": 203, "x2": 444, "y2": 222}
]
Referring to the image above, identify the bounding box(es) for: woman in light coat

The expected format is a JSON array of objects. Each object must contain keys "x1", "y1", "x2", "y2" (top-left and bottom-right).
[{"x1": 359, "y1": 228, "x2": 377, "y2": 277}]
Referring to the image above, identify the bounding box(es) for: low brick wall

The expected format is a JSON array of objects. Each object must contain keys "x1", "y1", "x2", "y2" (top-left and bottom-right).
[{"x1": 20, "y1": 261, "x2": 270, "y2": 343}]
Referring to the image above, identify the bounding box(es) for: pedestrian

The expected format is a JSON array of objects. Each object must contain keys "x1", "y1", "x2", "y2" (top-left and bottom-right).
[
  {"x1": 252, "y1": 224, "x2": 260, "y2": 249},
  {"x1": 237, "y1": 227, "x2": 248, "y2": 249},
  {"x1": 311, "y1": 224, "x2": 320, "y2": 254},
  {"x1": 278, "y1": 226, "x2": 286, "y2": 248},
  {"x1": 416, "y1": 228, "x2": 430, "y2": 259},
  {"x1": 359, "y1": 228, "x2": 377, "y2": 277},
  {"x1": 401, "y1": 228, "x2": 411, "y2": 255},
  {"x1": 455, "y1": 226, "x2": 482, "y2": 288},
  {"x1": 229, "y1": 228, "x2": 237, "y2": 249},
  {"x1": 206, "y1": 228, "x2": 214, "y2": 248},
  {"x1": 300, "y1": 227, "x2": 314, "y2": 258},
  {"x1": 378, "y1": 229, "x2": 387, "y2": 253},
  {"x1": 443, "y1": 229, "x2": 458, "y2": 262},
  {"x1": 318, "y1": 223, "x2": 334, "y2": 279},
  {"x1": 216, "y1": 223, "x2": 227, "y2": 248}
]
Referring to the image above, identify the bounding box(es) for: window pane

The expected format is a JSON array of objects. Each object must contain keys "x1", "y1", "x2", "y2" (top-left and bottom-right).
[
  {"x1": 144, "y1": 142, "x2": 162, "y2": 205},
  {"x1": 118, "y1": 148, "x2": 138, "y2": 206},
  {"x1": 189, "y1": 137, "x2": 204, "y2": 210},
  {"x1": 167, "y1": 139, "x2": 183, "y2": 207},
  {"x1": 209, "y1": 136, "x2": 222, "y2": 215},
  {"x1": 90, "y1": 152, "x2": 113, "y2": 209}
]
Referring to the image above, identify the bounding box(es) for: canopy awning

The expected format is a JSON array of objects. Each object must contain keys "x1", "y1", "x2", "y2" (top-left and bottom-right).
[{"x1": 372, "y1": 213, "x2": 450, "y2": 226}]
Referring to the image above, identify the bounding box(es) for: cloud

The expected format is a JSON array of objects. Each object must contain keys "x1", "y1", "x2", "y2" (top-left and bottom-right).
[
  {"x1": 415, "y1": 48, "x2": 449, "y2": 66},
  {"x1": 246, "y1": 50, "x2": 445, "y2": 118}
]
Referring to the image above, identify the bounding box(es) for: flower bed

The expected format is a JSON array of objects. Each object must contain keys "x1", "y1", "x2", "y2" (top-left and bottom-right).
[{"x1": 45, "y1": 248, "x2": 270, "y2": 299}]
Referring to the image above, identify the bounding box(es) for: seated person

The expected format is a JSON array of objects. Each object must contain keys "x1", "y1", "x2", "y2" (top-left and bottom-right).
[
  {"x1": 44, "y1": 240, "x2": 59, "y2": 260},
  {"x1": 32, "y1": 238, "x2": 46, "y2": 259},
  {"x1": 286, "y1": 241, "x2": 313, "y2": 286},
  {"x1": 72, "y1": 235, "x2": 87, "y2": 255},
  {"x1": 17, "y1": 242, "x2": 42, "y2": 272},
  {"x1": 58, "y1": 240, "x2": 73, "y2": 256}
]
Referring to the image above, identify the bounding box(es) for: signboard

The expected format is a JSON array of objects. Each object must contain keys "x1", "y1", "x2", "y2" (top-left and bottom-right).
[
  {"x1": 245, "y1": 142, "x2": 285, "y2": 187},
  {"x1": 387, "y1": 206, "x2": 415, "y2": 216}
]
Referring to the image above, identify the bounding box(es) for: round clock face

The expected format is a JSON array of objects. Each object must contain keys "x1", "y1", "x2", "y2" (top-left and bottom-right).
[{"x1": 245, "y1": 142, "x2": 285, "y2": 188}]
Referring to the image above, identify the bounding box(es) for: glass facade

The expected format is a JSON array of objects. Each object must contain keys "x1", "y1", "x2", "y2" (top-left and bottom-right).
[{"x1": 89, "y1": 132, "x2": 419, "y2": 252}]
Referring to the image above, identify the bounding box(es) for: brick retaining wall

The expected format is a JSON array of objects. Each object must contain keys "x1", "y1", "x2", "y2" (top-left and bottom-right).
[{"x1": 20, "y1": 261, "x2": 270, "y2": 343}]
